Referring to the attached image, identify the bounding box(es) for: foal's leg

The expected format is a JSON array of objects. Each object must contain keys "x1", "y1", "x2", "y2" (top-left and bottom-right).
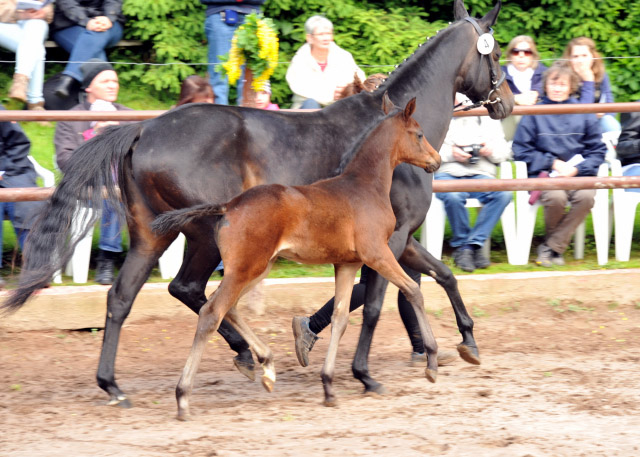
[
  {"x1": 400, "y1": 237, "x2": 480, "y2": 365},
  {"x1": 322, "y1": 263, "x2": 361, "y2": 407},
  {"x1": 366, "y1": 246, "x2": 438, "y2": 382},
  {"x1": 175, "y1": 277, "x2": 247, "y2": 421}
]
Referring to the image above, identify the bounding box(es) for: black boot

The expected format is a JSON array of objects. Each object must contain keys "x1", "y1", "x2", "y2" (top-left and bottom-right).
[
  {"x1": 54, "y1": 75, "x2": 79, "y2": 98},
  {"x1": 95, "y1": 250, "x2": 116, "y2": 285}
]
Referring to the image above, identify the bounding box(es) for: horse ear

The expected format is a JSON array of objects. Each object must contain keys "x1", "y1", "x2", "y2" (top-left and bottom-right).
[
  {"x1": 403, "y1": 97, "x2": 417, "y2": 122},
  {"x1": 382, "y1": 91, "x2": 395, "y2": 115},
  {"x1": 453, "y1": 0, "x2": 469, "y2": 21},
  {"x1": 480, "y1": 0, "x2": 502, "y2": 27}
]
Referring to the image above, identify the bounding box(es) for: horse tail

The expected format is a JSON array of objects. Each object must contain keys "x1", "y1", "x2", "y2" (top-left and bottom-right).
[
  {"x1": 1, "y1": 122, "x2": 143, "y2": 314},
  {"x1": 152, "y1": 203, "x2": 227, "y2": 236}
]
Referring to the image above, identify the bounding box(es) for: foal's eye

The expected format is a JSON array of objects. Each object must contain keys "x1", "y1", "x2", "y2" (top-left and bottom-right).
[{"x1": 416, "y1": 133, "x2": 423, "y2": 141}]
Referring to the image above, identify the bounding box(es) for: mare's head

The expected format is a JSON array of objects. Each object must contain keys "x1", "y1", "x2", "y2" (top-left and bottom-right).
[
  {"x1": 453, "y1": 0, "x2": 514, "y2": 119},
  {"x1": 382, "y1": 93, "x2": 441, "y2": 173}
]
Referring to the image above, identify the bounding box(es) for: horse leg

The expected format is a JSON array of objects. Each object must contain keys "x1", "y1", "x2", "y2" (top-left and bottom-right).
[
  {"x1": 224, "y1": 306, "x2": 275, "y2": 392},
  {"x1": 400, "y1": 237, "x2": 480, "y2": 365},
  {"x1": 176, "y1": 271, "x2": 256, "y2": 421},
  {"x1": 97, "y1": 243, "x2": 170, "y2": 407},
  {"x1": 168, "y1": 235, "x2": 256, "y2": 380},
  {"x1": 365, "y1": 246, "x2": 439, "y2": 383},
  {"x1": 351, "y1": 230, "x2": 409, "y2": 394},
  {"x1": 321, "y1": 263, "x2": 361, "y2": 407}
]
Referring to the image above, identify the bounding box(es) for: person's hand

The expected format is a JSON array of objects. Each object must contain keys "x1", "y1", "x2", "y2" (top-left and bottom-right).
[
  {"x1": 16, "y1": 8, "x2": 47, "y2": 20},
  {"x1": 452, "y1": 145, "x2": 472, "y2": 163},
  {"x1": 478, "y1": 142, "x2": 492, "y2": 157},
  {"x1": 87, "y1": 16, "x2": 112, "y2": 32},
  {"x1": 93, "y1": 121, "x2": 120, "y2": 135},
  {"x1": 552, "y1": 159, "x2": 578, "y2": 177},
  {"x1": 572, "y1": 60, "x2": 594, "y2": 82},
  {"x1": 333, "y1": 84, "x2": 347, "y2": 101},
  {"x1": 514, "y1": 91, "x2": 539, "y2": 106}
]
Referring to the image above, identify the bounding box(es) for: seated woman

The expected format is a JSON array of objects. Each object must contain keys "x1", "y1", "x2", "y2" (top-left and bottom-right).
[
  {"x1": 51, "y1": 0, "x2": 125, "y2": 98},
  {"x1": 512, "y1": 61, "x2": 606, "y2": 267},
  {"x1": 0, "y1": 0, "x2": 53, "y2": 111},
  {"x1": 285, "y1": 15, "x2": 365, "y2": 109},
  {"x1": 562, "y1": 36, "x2": 621, "y2": 133}
]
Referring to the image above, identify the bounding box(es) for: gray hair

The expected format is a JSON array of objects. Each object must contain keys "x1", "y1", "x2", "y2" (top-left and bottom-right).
[{"x1": 304, "y1": 15, "x2": 333, "y2": 35}]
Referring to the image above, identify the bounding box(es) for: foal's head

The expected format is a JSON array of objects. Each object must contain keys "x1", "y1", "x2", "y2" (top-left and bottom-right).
[{"x1": 381, "y1": 93, "x2": 441, "y2": 173}]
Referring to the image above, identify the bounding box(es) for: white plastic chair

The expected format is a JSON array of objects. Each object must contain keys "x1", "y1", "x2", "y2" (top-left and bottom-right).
[
  {"x1": 512, "y1": 161, "x2": 610, "y2": 265},
  {"x1": 610, "y1": 159, "x2": 640, "y2": 261},
  {"x1": 420, "y1": 162, "x2": 518, "y2": 264}
]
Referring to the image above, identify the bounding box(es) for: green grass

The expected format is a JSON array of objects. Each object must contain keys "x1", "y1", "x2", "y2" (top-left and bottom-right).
[{"x1": 3, "y1": 84, "x2": 640, "y2": 284}]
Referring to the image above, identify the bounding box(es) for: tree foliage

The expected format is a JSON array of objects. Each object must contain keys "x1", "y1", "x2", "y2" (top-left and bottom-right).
[{"x1": 116, "y1": 0, "x2": 640, "y2": 105}]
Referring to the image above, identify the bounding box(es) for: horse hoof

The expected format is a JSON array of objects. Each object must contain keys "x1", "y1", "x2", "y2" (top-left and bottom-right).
[
  {"x1": 261, "y1": 375, "x2": 275, "y2": 393},
  {"x1": 176, "y1": 413, "x2": 191, "y2": 422},
  {"x1": 233, "y1": 356, "x2": 256, "y2": 382},
  {"x1": 425, "y1": 368, "x2": 437, "y2": 383},
  {"x1": 364, "y1": 384, "x2": 388, "y2": 396},
  {"x1": 457, "y1": 343, "x2": 481, "y2": 365},
  {"x1": 106, "y1": 395, "x2": 132, "y2": 408},
  {"x1": 323, "y1": 398, "x2": 338, "y2": 407}
]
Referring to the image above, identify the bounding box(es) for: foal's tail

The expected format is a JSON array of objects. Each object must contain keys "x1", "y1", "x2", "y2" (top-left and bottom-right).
[
  {"x1": 1, "y1": 122, "x2": 143, "y2": 314},
  {"x1": 151, "y1": 203, "x2": 227, "y2": 236}
]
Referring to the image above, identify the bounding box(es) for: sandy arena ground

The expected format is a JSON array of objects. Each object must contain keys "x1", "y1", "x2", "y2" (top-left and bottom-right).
[{"x1": 1, "y1": 270, "x2": 640, "y2": 457}]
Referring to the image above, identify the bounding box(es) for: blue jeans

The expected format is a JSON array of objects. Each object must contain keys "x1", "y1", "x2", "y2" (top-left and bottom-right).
[
  {"x1": 600, "y1": 114, "x2": 621, "y2": 133},
  {"x1": 434, "y1": 173, "x2": 512, "y2": 248},
  {"x1": 0, "y1": 202, "x2": 29, "y2": 267},
  {"x1": 99, "y1": 200, "x2": 122, "y2": 253},
  {"x1": 52, "y1": 23, "x2": 123, "y2": 81},
  {"x1": 300, "y1": 99, "x2": 322, "y2": 109},
  {"x1": 623, "y1": 164, "x2": 640, "y2": 193},
  {"x1": 0, "y1": 19, "x2": 48, "y2": 103},
  {"x1": 204, "y1": 13, "x2": 246, "y2": 105}
]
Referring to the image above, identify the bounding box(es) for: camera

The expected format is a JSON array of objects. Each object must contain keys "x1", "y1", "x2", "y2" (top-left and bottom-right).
[{"x1": 460, "y1": 144, "x2": 482, "y2": 165}]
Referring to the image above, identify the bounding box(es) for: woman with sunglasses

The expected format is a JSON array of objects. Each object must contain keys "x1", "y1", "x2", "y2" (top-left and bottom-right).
[
  {"x1": 502, "y1": 35, "x2": 547, "y2": 106},
  {"x1": 562, "y1": 36, "x2": 621, "y2": 133}
]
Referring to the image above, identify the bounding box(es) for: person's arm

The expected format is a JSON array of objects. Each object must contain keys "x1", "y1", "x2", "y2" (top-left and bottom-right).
[
  {"x1": 54, "y1": 0, "x2": 90, "y2": 26},
  {"x1": 599, "y1": 73, "x2": 615, "y2": 104},
  {"x1": 285, "y1": 51, "x2": 334, "y2": 105},
  {"x1": 102, "y1": 0, "x2": 122, "y2": 25},
  {"x1": 616, "y1": 112, "x2": 640, "y2": 159},
  {"x1": 512, "y1": 116, "x2": 554, "y2": 176},
  {"x1": 0, "y1": 120, "x2": 31, "y2": 178},
  {"x1": 54, "y1": 120, "x2": 84, "y2": 174},
  {"x1": 482, "y1": 118, "x2": 512, "y2": 163},
  {"x1": 575, "y1": 114, "x2": 606, "y2": 176},
  {"x1": 576, "y1": 80, "x2": 596, "y2": 104}
]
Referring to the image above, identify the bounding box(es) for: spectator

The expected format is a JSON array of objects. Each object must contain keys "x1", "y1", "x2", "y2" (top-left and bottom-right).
[
  {"x1": 50, "y1": 0, "x2": 125, "y2": 99},
  {"x1": 254, "y1": 80, "x2": 279, "y2": 110},
  {"x1": 434, "y1": 94, "x2": 513, "y2": 272},
  {"x1": 176, "y1": 75, "x2": 214, "y2": 106},
  {"x1": 615, "y1": 104, "x2": 640, "y2": 193},
  {"x1": 0, "y1": 105, "x2": 47, "y2": 287},
  {"x1": 513, "y1": 62, "x2": 606, "y2": 267},
  {"x1": 200, "y1": 0, "x2": 265, "y2": 106},
  {"x1": 54, "y1": 59, "x2": 131, "y2": 284},
  {"x1": 501, "y1": 35, "x2": 547, "y2": 140},
  {"x1": 0, "y1": 0, "x2": 53, "y2": 111},
  {"x1": 286, "y1": 15, "x2": 365, "y2": 109},
  {"x1": 562, "y1": 36, "x2": 621, "y2": 132}
]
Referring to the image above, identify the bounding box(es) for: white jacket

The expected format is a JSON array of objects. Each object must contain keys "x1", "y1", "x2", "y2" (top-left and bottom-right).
[{"x1": 286, "y1": 42, "x2": 365, "y2": 108}]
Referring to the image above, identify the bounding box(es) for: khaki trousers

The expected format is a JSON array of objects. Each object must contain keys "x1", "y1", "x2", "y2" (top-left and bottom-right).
[{"x1": 540, "y1": 189, "x2": 596, "y2": 254}]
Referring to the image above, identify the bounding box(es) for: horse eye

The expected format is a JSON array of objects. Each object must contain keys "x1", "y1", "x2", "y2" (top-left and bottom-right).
[{"x1": 416, "y1": 133, "x2": 423, "y2": 140}]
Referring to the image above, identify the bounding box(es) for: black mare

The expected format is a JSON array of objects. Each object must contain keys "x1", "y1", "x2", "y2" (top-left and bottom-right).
[{"x1": 2, "y1": 0, "x2": 513, "y2": 406}]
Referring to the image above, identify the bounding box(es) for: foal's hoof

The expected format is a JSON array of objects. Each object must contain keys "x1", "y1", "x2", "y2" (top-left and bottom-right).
[
  {"x1": 233, "y1": 355, "x2": 256, "y2": 381},
  {"x1": 457, "y1": 343, "x2": 481, "y2": 365},
  {"x1": 425, "y1": 368, "x2": 437, "y2": 383},
  {"x1": 364, "y1": 383, "x2": 388, "y2": 396},
  {"x1": 261, "y1": 375, "x2": 275, "y2": 393},
  {"x1": 323, "y1": 397, "x2": 338, "y2": 407},
  {"x1": 106, "y1": 395, "x2": 132, "y2": 408},
  {"x1": 176, "y1": 412, "x2": 191, "y2": 422}
]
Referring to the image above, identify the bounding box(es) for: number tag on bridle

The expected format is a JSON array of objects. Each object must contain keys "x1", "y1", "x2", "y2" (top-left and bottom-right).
[{"x1": 477, "y1": 33, "x2": 494, "y2": 55}]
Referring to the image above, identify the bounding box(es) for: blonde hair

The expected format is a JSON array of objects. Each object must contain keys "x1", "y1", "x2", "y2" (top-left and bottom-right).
[
  {"x1": 506, "y1": 35, "x2": 540, "y2": 69},
  {"x1": 562, "y1": 36, "x2": 605, "y2": 84}
]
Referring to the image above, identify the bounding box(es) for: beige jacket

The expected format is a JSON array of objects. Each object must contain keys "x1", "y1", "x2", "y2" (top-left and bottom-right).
[{"x1": 0, "y1": 0, "x2": 53, "y2": 24}]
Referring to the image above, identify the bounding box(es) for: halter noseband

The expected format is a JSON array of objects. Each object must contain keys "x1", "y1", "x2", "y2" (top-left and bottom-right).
[{"x1": 453, "y1": 16, "x2": 505, "y2": 112}]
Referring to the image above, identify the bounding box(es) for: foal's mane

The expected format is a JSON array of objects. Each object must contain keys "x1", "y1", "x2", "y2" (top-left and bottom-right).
[{"x1": 332, "y1": 106, "x2": 400, "y2": 176}]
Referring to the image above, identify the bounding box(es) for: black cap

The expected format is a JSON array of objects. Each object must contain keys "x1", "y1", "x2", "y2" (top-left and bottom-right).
[{"x1": 81, "y1": 59, "x2": 114, "y2": 89}]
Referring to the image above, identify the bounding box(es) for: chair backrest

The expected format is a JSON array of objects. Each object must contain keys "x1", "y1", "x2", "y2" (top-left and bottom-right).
[
  {"x1": 28, "y1": 156, "x2": 55, "y2": 187},
  {"x1": 602, "y1": 131, "x2": 621, "y2": 163}
]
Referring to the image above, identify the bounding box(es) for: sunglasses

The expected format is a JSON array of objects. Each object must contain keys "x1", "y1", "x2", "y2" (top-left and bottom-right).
[{"x1": 511, "y1": 48, "x2": 533, "y2": 56}]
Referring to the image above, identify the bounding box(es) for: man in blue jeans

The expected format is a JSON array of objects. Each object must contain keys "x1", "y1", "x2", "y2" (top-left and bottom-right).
[
  {"x1": 434, "y1": 94, "x2": 513, "y2": 272},
  {"x1": 200, "y1": 0, "x2": 265, "y2": 106}
]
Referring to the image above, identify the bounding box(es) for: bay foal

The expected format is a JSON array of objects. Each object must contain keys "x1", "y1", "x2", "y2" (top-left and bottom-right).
[{"x1": 152, "y1": 95, "x2": 441, "y2": 420}]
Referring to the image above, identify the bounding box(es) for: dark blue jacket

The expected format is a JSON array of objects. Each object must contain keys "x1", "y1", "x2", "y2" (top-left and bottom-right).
[
  {"x1": 512, "y1": 97, "x2": 606, "y2": 178},
  {"x1": 501, "y1": 63, "x2": 547, "y2": 96},
  {"x1": 574, "y1": 73, "x2": 615, "y2": 104},
  {"x1": 200, "y1": 0, "x2": 264, "y2": 16}
]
